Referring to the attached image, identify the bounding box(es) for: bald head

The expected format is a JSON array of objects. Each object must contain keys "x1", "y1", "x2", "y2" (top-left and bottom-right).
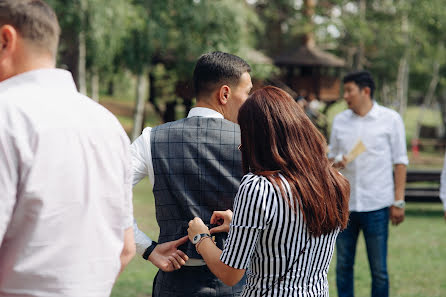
[{"x1": 0, "y1": 0, "x2": 60, "y2": 58}]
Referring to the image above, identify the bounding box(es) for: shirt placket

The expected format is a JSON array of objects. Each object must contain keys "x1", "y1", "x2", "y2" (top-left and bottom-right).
[{"x1": 354, "y1": 116, "x2": 363, "y2": 211}]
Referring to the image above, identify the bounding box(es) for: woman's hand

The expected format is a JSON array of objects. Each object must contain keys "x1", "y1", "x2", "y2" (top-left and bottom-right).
[
  {"x1": 187, "y1": 217, "x2": 210, "y2": 242},
  {"x1": 209, "y1": 209, "x2": 233, "y2": 234}
]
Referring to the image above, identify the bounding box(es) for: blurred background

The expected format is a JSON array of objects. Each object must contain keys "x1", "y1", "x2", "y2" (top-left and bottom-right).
[{"x1": 45, "y1": 0, "x2": 445, "y2": 296}]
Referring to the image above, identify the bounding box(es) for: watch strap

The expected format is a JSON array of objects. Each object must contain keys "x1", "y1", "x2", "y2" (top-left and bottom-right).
[
  {"x1": 142, "y1": 241, "x2": 158, "y2": 260},
  {"x1": 193, "y1": 233, "x2": 211, "y2": 244},
  {"x1": 393, "y1": 200, "x2": 406, "y2": 209}
]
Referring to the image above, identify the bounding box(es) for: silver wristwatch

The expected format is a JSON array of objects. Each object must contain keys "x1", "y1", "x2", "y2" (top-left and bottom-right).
[
  {"x1": 392, "y1": 200, "x2": 406, "y2": 209},
  {"x1": 192, "y1": 233, "x2": 211, "y2": 245}
]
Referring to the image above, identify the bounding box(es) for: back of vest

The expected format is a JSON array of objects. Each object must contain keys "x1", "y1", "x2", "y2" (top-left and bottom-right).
[{"x1": 151, "y1": 117, "x2": 243, "y2": 258}]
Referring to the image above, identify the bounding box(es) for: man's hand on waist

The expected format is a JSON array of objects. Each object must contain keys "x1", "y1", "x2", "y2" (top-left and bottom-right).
[{"x1": 147, "y1": 236, "x2": 189, "y2": 272}]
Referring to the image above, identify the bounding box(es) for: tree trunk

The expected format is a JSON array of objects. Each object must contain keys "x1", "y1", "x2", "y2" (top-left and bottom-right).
[
  {"x1": 107, "y1": 80, "x2": 114, "y2": 96},
  {"x1": 163, "y1": 101, "x2": 177, "y2": 123},
  {"x1": 303, "y1": 0, "x2": 316, "y2": 48},
  {"x1": 381, "y1": 82, "x2": 391, "y2": 106},
  {"x1": 396, "y1": 55, "x2": 409, "y2": 114},
  {"x1": 396, "y1": 13, "x2": 410, "y2": 115},
  {"x1": 91, "y1": 69, "x2": 99, "y2": 102},
  {"x1": 414, "y1": 61, "x2": 440, "y2": 140},
  {"x1": 131, "y1": 71, "x2": 148, "y2": 141},
  {"x1": 148, "y1": 71, "x2": 164, "y2": 120},
  {"x1": 78, "y1": 0, "x2": 87, "y2": 95},
  {"x1": 354, "y1": 0, "x2": 366, "y2": 70}
]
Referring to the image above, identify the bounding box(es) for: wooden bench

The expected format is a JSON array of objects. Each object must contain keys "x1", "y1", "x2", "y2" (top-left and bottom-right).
[
  {"x1": 405, "y1": 170, "x2": 441, "y2": 202},
  {"x1": 417, "y1": 138, "x2": 446, "y2": 152}
]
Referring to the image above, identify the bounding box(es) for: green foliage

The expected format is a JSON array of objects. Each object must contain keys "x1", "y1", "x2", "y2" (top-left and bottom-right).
[
  {"x1": 48, "y1": 0, "x2": 446, "y2": 126},
  {"x1": 117, "y1": 0, "x2": 264, "y2": 76},
  {"x1": 85, "y1": 0, "x2": 138, "y2": 72},
  {"x1": 48, "y1": 0, "x2": 137, "y2": 72},
  {"x1": 322, "y1": 0, "x2": 446, "y2": 106}
]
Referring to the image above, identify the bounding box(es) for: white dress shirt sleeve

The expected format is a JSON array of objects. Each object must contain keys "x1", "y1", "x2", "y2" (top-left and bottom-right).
[
  {"x1": 0, "y1": 117, "x2": 18, "y2": 242},
  {"x1": 133, "y1": 220, "x2": 154, "y2": 255},
  {"x1": 130, "y1": 127, "x2": 156, "y2": 255},
  {"x1": 390, "y1": 114, "x2": 409, "y2": 165},
  {"x1": 122, "y1": 135, "x2": 134, "y2": 229},
  {"x1": 131, "y1": 127, "x2": 155, "y2": 188},
  {"x1": 328, "y1": 117, "x2": 340, "y2": 159},
  {"x1": 440, "y1": 153, "x2": 446, "y2": 211}
]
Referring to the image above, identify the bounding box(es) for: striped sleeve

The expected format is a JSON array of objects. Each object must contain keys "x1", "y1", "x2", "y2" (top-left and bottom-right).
[{"x1": 220, "y1": 174, "x2": 276, "y2": 269}]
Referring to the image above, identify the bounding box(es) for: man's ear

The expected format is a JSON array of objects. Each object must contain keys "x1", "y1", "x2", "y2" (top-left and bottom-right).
[
  {"x1": 0, "y1": 25, "x2": 18, "y2": 60},
  {"x1": 362, "y1": 86, "x2": 371, "y2": 97},
  {"x1": 218, "y1": 85, "x2": 231, "y2": 105}
]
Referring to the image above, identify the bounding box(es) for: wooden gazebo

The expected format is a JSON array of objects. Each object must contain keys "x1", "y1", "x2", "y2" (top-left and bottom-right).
[
  {"x1": 274, "y1": 43, "x2": 345, "y2": 102},
  {"x1": 273, "y1": 36, "x2": 346, "y2": 138}
]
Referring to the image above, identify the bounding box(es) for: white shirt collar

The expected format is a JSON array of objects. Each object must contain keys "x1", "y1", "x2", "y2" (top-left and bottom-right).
[
  {"x1": 187, "y1": 107, "x2": 224, "y2": 119},
  {"x1": 367, "y1": 101, "x2": 380, "y2": 119},
  {"x1": 0, "y1": 68, "x2": 77, "y2": 93},
  {"x1": 349, "y1": 101, "x2": 379, "y2": 119}
]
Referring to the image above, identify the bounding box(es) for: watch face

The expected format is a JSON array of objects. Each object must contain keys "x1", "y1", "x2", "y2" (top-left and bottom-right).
[{"x1": 192, "y1": 234, "x2": 201, "y2": 244}]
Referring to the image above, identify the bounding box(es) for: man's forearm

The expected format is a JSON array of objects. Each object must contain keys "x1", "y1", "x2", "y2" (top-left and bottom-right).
[
  {"x1": 394, "y1": 164, "x2": 407, "y2": 201},
  {"x1": 119, "y1": 227, "x2": 136, "y2": 275}
]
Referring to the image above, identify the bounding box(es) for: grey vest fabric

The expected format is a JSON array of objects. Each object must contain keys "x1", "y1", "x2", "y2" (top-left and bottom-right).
[{"x1": 151, "y1": 116, "x2": 243, "y2": 258}]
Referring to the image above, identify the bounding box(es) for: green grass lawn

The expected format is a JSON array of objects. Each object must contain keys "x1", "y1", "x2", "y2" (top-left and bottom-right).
[{"x1": 111, "y1": 178, "x2": 446, "y2": 297}]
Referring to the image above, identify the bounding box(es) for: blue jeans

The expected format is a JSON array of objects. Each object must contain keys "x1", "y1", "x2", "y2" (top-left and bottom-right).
[{"x1": 336, "y1": 207, "x2": 389, "y2": 297}]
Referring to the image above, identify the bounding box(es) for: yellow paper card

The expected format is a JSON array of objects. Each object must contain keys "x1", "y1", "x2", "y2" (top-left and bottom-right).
[{"x1": 345, "y1": 140, "x2": 366, "y2": 163}]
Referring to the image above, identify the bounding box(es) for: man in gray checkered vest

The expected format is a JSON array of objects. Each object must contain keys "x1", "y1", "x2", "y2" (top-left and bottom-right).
[{"x1": 131, "y1": 51, "x2": 252, "y2": 296}]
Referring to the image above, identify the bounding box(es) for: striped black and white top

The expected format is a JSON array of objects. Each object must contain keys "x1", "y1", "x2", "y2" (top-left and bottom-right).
[{"x1": 220, "y1": 173, "x2": 339, "y2": 297}]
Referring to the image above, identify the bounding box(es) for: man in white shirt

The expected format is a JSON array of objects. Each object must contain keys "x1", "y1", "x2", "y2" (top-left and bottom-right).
[
  {"x1": 329, "y1": 71, "x2": 408, "y2": 297},
  {"x1": 131, "y1": 51, "x2": 252, "y2": 296},
  {"x1": 0, "y1": 1, "x2": 135, "y2": 296},
  {"x1": 439, "y1": 154, "x2": 446, "y2": 220}
]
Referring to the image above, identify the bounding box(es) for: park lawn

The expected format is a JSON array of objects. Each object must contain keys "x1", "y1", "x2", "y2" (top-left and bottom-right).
[{"x1": 111, "y1": 178, "x2": 446, "y2": 297}]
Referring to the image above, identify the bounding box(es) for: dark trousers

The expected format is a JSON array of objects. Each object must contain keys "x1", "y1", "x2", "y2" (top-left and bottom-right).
[
  {"x1": 336, "y1": 207, "x2": 389, "y2": 297},
  {"x1": 153, "y1": 265, "x2": 245, "y2": 297}
]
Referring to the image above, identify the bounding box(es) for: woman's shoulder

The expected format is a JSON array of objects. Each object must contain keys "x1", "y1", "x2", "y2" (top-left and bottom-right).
[
  {"x1": 239, "y1": 173, "x2": 282, "y2": 198},
  {"x1": 240, "y1": 173, "x2": 272, "y2": 187}
]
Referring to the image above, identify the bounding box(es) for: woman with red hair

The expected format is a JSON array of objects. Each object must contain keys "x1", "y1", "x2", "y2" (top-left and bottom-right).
[{"x1": 188, "y1": 86, "x2": 350, "y2": 297}]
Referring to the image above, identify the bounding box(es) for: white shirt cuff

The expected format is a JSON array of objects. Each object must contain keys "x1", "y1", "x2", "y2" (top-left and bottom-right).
[
  {"x1": 393, "y1": 156, "x2": 409, "y2": 166},
  {"x1": 133, "y1": 220, "x2": 153, "y2": 255}
]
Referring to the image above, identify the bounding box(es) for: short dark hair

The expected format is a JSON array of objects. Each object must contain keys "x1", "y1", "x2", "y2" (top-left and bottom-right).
[
  {"x1": 0, "y1": 0, "x2": 60, "y2": 57},
  {"x1": 343, "y1": 70, "x2": 375, "y2": 99},
  {"x1": 193, "y1": 51, "x2": 251, "y2": 97}
]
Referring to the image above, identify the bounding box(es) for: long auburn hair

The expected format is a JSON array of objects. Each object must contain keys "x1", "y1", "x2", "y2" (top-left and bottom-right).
[{"x1": 237, "y1": 86, "x2": 350, "y2": 236}]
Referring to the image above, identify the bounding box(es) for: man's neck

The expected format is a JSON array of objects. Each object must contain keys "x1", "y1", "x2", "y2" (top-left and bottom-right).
[
  {"x1": 16, "y1": 58, "x2": 55, "y2": 74},
  {"x1": 195, "y1": 98, "x2": 225, "y2": 117},
  {"x1": 353, "y1": 99, "x2": 373, "y2": 117},
  {"x1": 2, "y1": 54, "x2": 55, "y2": 82}
]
